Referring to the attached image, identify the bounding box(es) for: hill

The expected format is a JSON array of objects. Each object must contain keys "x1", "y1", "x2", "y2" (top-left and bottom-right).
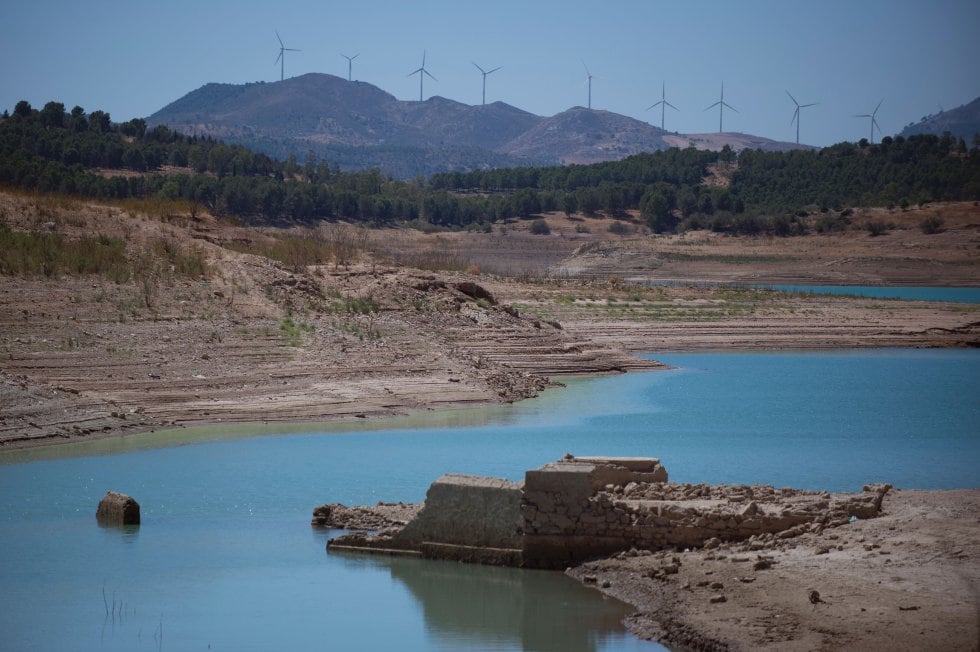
[
  {"x1": 662, "y1": 132, "x2": 815, "y2": 153},
  {"x1": 899, "y1": 96, "x2": 980, "y2": 143},
  {"x1": 498, "y1": 107, "x2": 673, "y2": 164},
  {"x1": 146, "y1": 74, "x2": 804, "y2": 178}
]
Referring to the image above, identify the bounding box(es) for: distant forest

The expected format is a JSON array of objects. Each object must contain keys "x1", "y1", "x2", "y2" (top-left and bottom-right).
[{"x1": 2, "y1": 100, "x2": 979, "y2": 235}]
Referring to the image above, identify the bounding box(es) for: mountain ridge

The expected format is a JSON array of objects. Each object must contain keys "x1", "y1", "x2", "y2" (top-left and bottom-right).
[
  {"x1": 147, "y1": 73, "x2": 809, "y2": 177},
  {"x1": 899, "y1": 96, "x2": 980, "y2": 143}
]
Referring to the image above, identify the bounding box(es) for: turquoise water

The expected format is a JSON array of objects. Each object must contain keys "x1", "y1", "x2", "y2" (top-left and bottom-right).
[
  {"x1": 757, "y1": 284, "x2": 980, "y2": 303},
  {"x1": 1, "y1": 349, "x2": 978, "y2": 650}
]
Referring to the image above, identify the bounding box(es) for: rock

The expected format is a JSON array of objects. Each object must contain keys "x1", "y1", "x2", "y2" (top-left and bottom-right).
[
  {"x1": 753, "y1": 559, "x2": 772, "y2": 571},
  {"x1": 815, "y1": 546, "x2": 831, "y2": 555},
  {"x1": 710, "y1": 581, "x2": 724, "y2": 590},
  {"x1": 96, "y1": 491, "x2": 140, "y2": 526},
  {"x1": 709, "y1": 594, "x2": 727, "y2": 603},
  {"x1": 740, "y1": 501, "x2": 759, "y2": 517}
]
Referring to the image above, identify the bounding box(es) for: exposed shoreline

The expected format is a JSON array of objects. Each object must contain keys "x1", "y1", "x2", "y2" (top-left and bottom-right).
[
  {"x1": 311, "y1": 481, "x2": 979, "y2": 652},
  {"x1": 569, "y1": 488, "x2": 980, "y2": 651}
]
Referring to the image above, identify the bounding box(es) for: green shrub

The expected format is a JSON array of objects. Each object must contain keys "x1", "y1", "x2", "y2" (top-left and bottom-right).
[
  {"x1": 607, "y1": 221, "x2": 632, "y2": 235},
  {"x1": 529, "y1": 219, "x2": 550, "y2": 235},
  {"x1": 866, "y1": 220, "x2": 891, "y2": 236},
  {"x1": 919, "y1": 216, "x2": 944, "y2": 234}
]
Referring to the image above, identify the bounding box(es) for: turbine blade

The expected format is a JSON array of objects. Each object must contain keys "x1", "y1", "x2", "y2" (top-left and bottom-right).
[
  {"x1": 275, "y1": 52, "x2": 282, "y2": 65},
  {"x1": 801, "y1": 102, "x2": 818, "y2": 108},
  {"x1": 665, "y1": 101, "x2": 678, "y2": 111},
  {"x1": 424, "y1": 70, "x2": 437, "y2": 81},
  {"x1": 704, "y1": 101, "x2": 721, "y2": 111},
  {"x1": 792, "y1": 107, "x2": 799, "y2": 124},
  {"x1": 646, "y1": 101, "x2": 661, "y2": 111},
  {"x1": 352, "y1": 54, "x2": 359, "y2": 60},
  {"x1": 786, "y1": 90, "x2": 799, "y2": 106},
  {"x1": 276, "y1": 31, "x2": 284, "y2": 48},
  {"x1": 723, "y1": 102, "x2": 738, "y2": 112},
  {"x1": 472, "y1": 62, "x2": 485, "y2": 74},
  {"x1": 488, "y1": 66, "x2": 502, "y2": 74},
  {"x1": 873, "y1": 99, "x2": 883, "y2": 115},
  {"x1": 855, "y1": 114, "x2": 871, "y2": 118},
  {"x1": 582, "y1": 60, "x2": 591, "y2": 76},
  {"x1": 422, "y1": 50, "x2": 427, "y2": 66},
  {"x1": 408, "y1": 68, "x2": 422, "y2": 77}
]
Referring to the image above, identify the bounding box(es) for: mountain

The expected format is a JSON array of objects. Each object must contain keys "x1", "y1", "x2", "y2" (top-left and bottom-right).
[
  {"x1": 899, "y1": 96, "x2": 980, "y2": 142},
  {"x1": 147, "y1": 74, "x2": 804, "y2": 178}
]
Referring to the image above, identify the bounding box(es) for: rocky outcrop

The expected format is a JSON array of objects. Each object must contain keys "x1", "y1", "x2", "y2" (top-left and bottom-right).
[
  {"x1": 96, "y1": 491, "x2": 140, "y2": 526},
  {"x1": 311, "y1": 502, "x2": 419, "y2": 530}
]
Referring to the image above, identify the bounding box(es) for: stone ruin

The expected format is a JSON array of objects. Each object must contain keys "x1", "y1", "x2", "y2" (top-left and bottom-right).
[
  {"x1": 96, "y1": 490, "x2": 141, "y2": 526},
  {"x1": 325, "y1": 456, "x2": 889, "y2": 569}
]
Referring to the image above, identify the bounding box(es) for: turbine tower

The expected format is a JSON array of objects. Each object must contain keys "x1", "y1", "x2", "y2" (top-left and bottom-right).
[
  {"x1": 646, "y1": 82, "x2": 678, "y2": 131},
  {"x1": 341, "y1": 53, "x2": 359, "y2": 82},
  {"x1": 583, "y1": 61, "x2": 594, "y2": 109},
  {"x1": 472, "y1": 62, "x2": 502, "y2": 106},
  {"x1": 408, "y1": 50, "x2": 437, "y2": 102},
  {"x1": 704, "y1": 82, "x2": 737, "y2": 133},
  {"x1": 274, "y1": 31, "x2": 300, "y2": 82},
  {"x1": 786, "y1": 90, "x2": 818, "y2": 145},
  {"x1": 855, "y1": 100, "x2": 883, "y2": 144}
]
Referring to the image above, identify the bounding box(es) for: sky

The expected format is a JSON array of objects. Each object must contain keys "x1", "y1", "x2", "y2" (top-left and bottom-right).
[{"x1": 2, "y1": 0, "x2": 978, "y2": 148}]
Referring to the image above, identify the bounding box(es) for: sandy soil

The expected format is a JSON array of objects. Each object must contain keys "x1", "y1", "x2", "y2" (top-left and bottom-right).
[{"x1": 569, "y1": 489, "x2": 980, "y2": 651}]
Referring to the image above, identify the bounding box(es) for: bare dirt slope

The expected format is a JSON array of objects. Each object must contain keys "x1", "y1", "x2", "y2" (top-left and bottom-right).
[
  {"x1": 569, "y1": 489, "x2": 980, "y2": 651},
  {"x1": 0, "y1": 192, "x2": 652, "y2": 449},
  {"x1": 2, "y1": 193, "x2": 978, "y2": 449}
]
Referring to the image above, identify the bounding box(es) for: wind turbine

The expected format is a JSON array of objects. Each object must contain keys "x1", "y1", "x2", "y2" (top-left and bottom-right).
[
  {"x1": 704, "y1": 82, "x2": 737, "y2": 133},
  {"x1": 472, "y1": 62, "x2": 501, "y2": 106},
  {"x1": 582, "y1": 61, "x2": 595, "y2": 109},
  {"x1": 408, "y1": 50, "x2": 437, "y2": 102},
  {"x1": 274, "y1": 31, "x2": 300, "y2": 82},
  {"x1": 341, "y1": 53, "x2": 359, "y2": 82},
  {"x1": 786, "y1": 90, "x2": 818, "y2": 145},
  {"x1": 855, "y1": 100, "x2": 883, "y2": 144},
  {"x1": 646, "y1": 82, "x2": 678, "y2": 131}
]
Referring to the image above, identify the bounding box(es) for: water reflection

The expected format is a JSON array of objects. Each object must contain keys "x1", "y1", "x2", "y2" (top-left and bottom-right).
[{"x1": 333, "y1": 551, "x2": 664, "y2": 652}]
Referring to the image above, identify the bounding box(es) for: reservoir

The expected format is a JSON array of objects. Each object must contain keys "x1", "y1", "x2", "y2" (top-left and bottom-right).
[
  {"x1": 1, "y1": 349, "x2": 977, "y2": 650},
  {"x1": 754, "y1": 284, "x2": 980, "y2": 303}
]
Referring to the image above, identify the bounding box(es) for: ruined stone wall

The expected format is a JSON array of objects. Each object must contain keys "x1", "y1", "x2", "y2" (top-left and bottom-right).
[
  {"x1": 394, "y1": 474, "x2": 523, "y2": 550},
  {"x1": 521, "y1": 458, "x2": 886, "y2": 569},
  {"x1": 327, "y1": 457, "x2": 888, "y2": 570}
]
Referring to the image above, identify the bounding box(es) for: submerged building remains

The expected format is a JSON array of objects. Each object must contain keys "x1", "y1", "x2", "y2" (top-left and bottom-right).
[{"x1": 324, "y1": 455, "x2": 887, "y2": 569}]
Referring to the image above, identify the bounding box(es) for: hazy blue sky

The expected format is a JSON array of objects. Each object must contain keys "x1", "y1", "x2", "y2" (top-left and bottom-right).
[{"x1": 2, "y1": 0, "x2": 977, "y2": 147}]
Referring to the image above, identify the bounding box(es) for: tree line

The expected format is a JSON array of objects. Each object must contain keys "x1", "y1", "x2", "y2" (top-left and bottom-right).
[{"x1": 2, "y1": 100, "x2": 978, "y2": 234}]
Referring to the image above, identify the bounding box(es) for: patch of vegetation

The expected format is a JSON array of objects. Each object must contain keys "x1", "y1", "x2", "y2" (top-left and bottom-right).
[
  {"x1": 607, "y1": 221, "x2": 633, "y2": 235},
  {"x1": 919, "y1": 216, "x2": 945, "y2": 234},
  {"x1": 529, "y1": 219, "x2": 551, "y2": 235},
  {"x1": 0, "y1": 225, "x2": 128, "y2": 278},
  {"x1": 865, "y1": 220, "x2": 893, "y2": 236},
  {"x1": 280, "y1": 313, "x2": 315, "y2": 346}
]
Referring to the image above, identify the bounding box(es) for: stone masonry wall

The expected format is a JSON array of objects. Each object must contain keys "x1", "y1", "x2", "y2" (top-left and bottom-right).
[{"x1": 521, "y1": 457, "x2": 886, "y2": 569}]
